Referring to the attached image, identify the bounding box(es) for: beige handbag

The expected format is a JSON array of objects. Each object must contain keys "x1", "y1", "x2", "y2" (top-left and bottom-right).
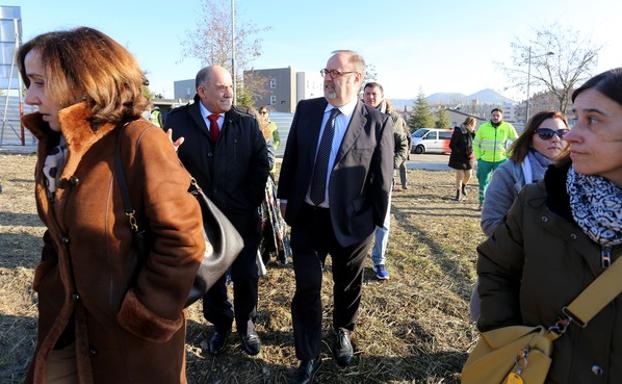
[{"x1": 461, "y1": 256, "x2": 622, "y2": 384}]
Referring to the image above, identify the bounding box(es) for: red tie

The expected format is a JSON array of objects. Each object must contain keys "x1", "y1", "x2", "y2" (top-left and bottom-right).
[{"x1": 207, "y1": 113, "x2": 220, "y2": 142}]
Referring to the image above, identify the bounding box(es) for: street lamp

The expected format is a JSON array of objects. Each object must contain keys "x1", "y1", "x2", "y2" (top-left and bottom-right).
[{"x1": 525, "y1": 47, "x2": 554, "y2": 121}]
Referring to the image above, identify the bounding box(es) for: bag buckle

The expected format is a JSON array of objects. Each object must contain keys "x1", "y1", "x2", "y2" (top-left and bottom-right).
[
  {"x1": 125, "y1": 209, "x2": 139, "y2": 232},
  {"x1": 549, "y1": 307, "x2": 585, "y2": 334}
]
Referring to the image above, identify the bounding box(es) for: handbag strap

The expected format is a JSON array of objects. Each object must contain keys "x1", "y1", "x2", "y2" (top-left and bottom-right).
[
  {"x1": 562, "y1": 255, "x2": 622, "y2": 328},
  {"x1": 113, "y1": 124, "x2": 140, "y2": 234}
]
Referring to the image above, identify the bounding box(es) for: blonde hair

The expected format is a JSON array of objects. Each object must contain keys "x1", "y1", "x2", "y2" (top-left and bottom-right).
[
  {"x1": 17, "y1": 27, "x2": 149, "y2": 127},
  {"x1": 463, "y1": 116, "x2": 477, "y2": 128}
]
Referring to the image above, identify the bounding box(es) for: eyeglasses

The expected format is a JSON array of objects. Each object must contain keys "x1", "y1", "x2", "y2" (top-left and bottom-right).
[
  {"x1": 535, "y1": 128, "x2": 569, "y2": 140},
  {"x1": 320, "y1": 68, "x2": 358, "y2": 78}
]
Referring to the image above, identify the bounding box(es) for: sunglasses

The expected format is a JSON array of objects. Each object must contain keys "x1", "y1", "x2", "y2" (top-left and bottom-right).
[{"x1": 535, "y1": 128, "x2": 569, "y2": 140}]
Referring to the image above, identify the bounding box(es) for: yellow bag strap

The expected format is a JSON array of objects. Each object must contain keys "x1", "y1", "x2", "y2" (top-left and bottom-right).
[{"x1": 563, "y1": 255, "x2": 622, "y2": 328}]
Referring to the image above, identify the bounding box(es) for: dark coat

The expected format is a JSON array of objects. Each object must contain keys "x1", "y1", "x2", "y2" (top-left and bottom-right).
[
  {"x1": 477, "y1": 162, "x2": 622, "y2": 383},
  {"x1": 277, "y1": 98, "x2": 394, "y2": 247},
  {"x1": 448, "y1": 126, "x2": 475, "y2": 170},
  {"x1": 164, "y1": 96, "x2": 270, "y2": 235},
  {"x1": 23, "y1": 103, "x2": 205, "y2": 384}
]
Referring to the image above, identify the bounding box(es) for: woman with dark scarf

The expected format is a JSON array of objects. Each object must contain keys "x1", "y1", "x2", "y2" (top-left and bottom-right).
[
  {"x1": 480, "y1": 110, "x2": 569, "y2": 236},
  {"x1": 475, "y1": 68, "x2": 622, "y2": 383}
]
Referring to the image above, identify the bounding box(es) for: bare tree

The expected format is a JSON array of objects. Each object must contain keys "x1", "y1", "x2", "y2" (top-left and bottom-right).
[
  {"x1": 501, "y1": 24, "x2": 601, "y2": 114},
  {"x1": 362, "y1": 63, "x2": 378, "y2": 85},
  {"x1": 239, "y1": 70, "x2": 269, "y2": 107},
  {"x1": 182, "y1": 0, "x2": 270, "y2": 106}
]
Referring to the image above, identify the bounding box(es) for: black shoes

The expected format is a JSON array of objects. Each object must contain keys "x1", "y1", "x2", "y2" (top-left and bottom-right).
[
  {"x1": 332, "y1": 328, "x2": 354, "y2": 367},
  {"x1": 292, "y1": 358, "x2": 321, "y2": 384},
  {"x1": 461, "y1": 185, "x2": 468, "y2": 197},
  {"x1": 239, "y1": 330, "x2": 261, "y2": 356},
  {"x1": 207, "y1": 328, "x2": 230, "y2": 355},
  {"x1": 454, "y1": 189, "x2": 461, "y2": 201},
  {"x1": 207, "y1": 327, "x2": 262, "y2": 356}
]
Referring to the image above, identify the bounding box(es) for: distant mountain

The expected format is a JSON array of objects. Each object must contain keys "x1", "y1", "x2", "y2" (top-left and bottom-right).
[
  {"x1": 468, "y1": 89, "x2": 515, "y2": 105},
  {"x1": 390, "y1": 99, "x2": 415, "y2": 111},
  {"x1": 389, "y1": 88, "x2": 515, "y2": 111},
  {"x1": 426, "y1": 92, "x2": 467, "y2": 105}
]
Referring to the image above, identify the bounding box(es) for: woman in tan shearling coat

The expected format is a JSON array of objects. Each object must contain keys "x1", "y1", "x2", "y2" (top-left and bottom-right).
[
  {"x1": 18, "y1": 27, "x2": 205, "y2": 383},
  {"x1": 477, "y1": 68, "x2": 622, "y2": 383}
]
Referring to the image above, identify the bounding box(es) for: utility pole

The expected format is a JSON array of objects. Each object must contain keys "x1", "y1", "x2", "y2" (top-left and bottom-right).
[{"x1": 525, "y1": 47, "x2": 554, "y2": 122}]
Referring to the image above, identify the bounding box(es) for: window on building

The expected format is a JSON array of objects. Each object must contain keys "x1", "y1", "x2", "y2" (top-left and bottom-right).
[
  {"x1": 269, "y1": 78, "x2": 277, "y2": 89},
  {"x1": 270, "y1": 95, "x2": 277, "y2": 105}
]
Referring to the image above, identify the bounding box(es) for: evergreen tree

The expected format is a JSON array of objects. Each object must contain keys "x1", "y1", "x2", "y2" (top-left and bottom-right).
[
  {"x1": 435, "y1": 108, "x2": 450, "y2": 128},
  {"x1": 408, "y1": 92, "x2": 434, "y2": 130}
]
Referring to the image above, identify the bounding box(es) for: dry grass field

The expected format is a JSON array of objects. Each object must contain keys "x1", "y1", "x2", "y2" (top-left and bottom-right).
[{"x1": 0, "y1": 153, "x2": 486, "y2": 383}]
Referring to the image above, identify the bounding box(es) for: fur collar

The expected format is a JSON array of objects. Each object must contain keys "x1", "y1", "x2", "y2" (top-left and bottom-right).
[{"x1": 22, "y1": 102, "x2": 117, "y2": 179}]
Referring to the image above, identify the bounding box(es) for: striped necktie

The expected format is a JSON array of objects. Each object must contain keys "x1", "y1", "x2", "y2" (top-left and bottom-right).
[{"x1": 309, "y1": 108, "x2": 341, "y2": 205}]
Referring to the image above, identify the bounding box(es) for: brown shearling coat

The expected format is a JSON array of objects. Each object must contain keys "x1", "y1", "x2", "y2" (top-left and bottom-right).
[
  {"x1": 23, "y1": 103, "x2": 205, "y2": 383},
  {"x1": 477, "y1": 163, "x2": 622, "y2": 383}
]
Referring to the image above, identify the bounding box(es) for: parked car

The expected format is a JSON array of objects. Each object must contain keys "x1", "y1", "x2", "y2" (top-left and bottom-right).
[{"x1": 410, "y1": 128, "x2": 453, "y2": 154}]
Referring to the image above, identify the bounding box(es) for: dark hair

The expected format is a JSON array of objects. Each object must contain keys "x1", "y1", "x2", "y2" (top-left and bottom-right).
[
  {"x1": 259, "y1": 105, "x2": 270, "y2": 113},
  {"x1": 509, "y1": 110, "x2": 568, "y2": 163},
  {"x1": 491, "y1": 107, "x2": 503, "y2": 114},
  {"x1": 17, "y1": 27, "x2": 149, "y2": 127},
  {"x1": 554, "y1": 68, "x2": 622, "y2": 168},
  {"x1": 364, "y1": 82, "x2": 384, "y2": 93},
  {"x1": 195, "y1": 66, "x2": 211, "y2": 90},
  {"x1": 571, "y1": 67, "x2": 622, "y2": 106}
]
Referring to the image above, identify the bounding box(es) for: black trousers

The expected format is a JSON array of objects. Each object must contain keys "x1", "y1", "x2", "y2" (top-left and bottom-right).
[
  {"x1": 202, "y1": 221, "x2": 261, "y2": 335},
  {"x1": 290, "y1": 203, "x2": 372, "y2": 360}
]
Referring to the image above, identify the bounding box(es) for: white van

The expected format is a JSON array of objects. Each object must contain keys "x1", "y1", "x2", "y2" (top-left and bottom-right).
[{"x1": 410, "y1": 128, "x2": 453, "y2": 154}]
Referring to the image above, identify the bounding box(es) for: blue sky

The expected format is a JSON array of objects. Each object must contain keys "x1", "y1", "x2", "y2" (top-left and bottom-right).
[{"x1": 5, "y1": 0, "x2": 622, "y2": 100}]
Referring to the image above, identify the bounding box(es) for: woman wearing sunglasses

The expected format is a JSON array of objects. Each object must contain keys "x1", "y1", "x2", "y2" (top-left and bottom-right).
[
  {"x1": 480, "y1": 110, "x2": 569, "y2": 236},
  {"x1": 475, "y1": 69, "x2": 622, "y2": 382},
  {"x1": 469, "y1": 111, "x2": 568, "y2": 321}
]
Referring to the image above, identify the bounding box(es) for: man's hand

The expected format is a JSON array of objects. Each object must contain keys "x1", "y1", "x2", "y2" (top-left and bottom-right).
[
  {"x1": 166, "y1": 129, "x2": 185, "y2": 152},
  {"x1": 279, "y1": 202, "x2": 287, "y2": 218}
]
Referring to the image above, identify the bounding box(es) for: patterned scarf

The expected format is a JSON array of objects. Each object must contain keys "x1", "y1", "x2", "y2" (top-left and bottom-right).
[
  {"x1": 566, "y1": 166, "x2": 622, "y2": 247},
  {"x1": 43, "y1": 136, "x2": 67, "y2": 194}
]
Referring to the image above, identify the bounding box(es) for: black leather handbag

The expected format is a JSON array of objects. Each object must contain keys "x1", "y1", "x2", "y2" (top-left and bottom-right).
[{"x1": 114, "y1": 126, "x2": 244, "y2": 307}]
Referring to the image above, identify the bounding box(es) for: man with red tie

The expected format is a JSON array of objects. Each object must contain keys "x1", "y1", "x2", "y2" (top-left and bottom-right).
[{"x1": 164, "y1": 65, "x2": 270, "y2": 357}]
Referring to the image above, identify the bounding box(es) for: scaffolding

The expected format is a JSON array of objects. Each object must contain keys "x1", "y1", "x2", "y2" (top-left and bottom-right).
[{"x1": 0, "y1": 5, "x2": 28, "y2": 147}]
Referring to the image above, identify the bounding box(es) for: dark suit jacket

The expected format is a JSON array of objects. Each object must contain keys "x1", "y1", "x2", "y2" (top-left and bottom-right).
[
  {"x1": 278, "y1": 97, "x2": 394, "y2": 247},
  {"x1": 164, "y1": 96, "x2": 269, "y2": 234}
]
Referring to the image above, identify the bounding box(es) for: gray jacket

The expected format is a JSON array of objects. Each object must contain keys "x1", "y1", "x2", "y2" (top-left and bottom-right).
[{"x1": 481, "y1": 158, "x2": 528, "y2": 236}]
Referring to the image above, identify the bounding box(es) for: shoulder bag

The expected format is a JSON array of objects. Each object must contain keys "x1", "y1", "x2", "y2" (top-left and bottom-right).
[
  {"x1": 461, "y1": 255, "x2": 622, "y2": 384},
  {"x1": 114, "y1": 126, "x2": 244, "y2": 308}
]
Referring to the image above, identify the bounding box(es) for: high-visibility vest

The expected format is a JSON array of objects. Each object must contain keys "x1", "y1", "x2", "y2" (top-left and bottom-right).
[{"x1": 473, "y1": 121, "x2": 518, "y2": 162}]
